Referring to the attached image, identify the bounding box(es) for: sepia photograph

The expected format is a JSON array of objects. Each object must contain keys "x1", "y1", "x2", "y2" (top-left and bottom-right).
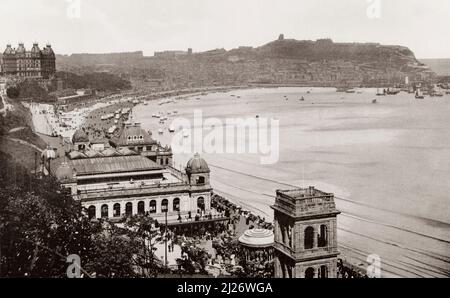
[{"x1": 0, "y1": 0, "x2": 449, "y2": 288}]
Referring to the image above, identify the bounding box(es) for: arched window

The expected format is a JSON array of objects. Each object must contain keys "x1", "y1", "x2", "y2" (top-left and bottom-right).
[
  {"x1": 161, "y1": 199, "x2": 168, "y2": 213},
  {"x1": 173, "y1": 198, "x2": 180, "y2": 212},
  {"x1": 319, "y1": 265, "x2": 328, "y2": 278},
  {"x1": 305, "y1": 267, "x2": 315, "y2": 279},
  {"x1": 125, "y1": 202, "x2": 133, "y2": 216},
  {"x1": 88, "y1": 205, "x2": 96, "y2": 219},
  {"x1": 101, "y1": 204, "x2": 108, "y2": 218},
  {"x1": 304, "y1": 226, "x2": 314, "y2": 249},
  {"x1": 113, "y1": 203, "x2": 121, "y2": 217},
  {"x1": 197, "y1": 197, "x2": 205, "y2": 212},
  {"x1": 318, "y1": 224, "x2": 328, "y2": 247},
  {"x1": 196, "y1": 176, "x2": 205, "y2": 185},
  {"x1": 149, "y1": 200, "x2": 156, "y2": 213},
  {"x1": 138, "y1": 201, "x2": 145, "y2": 215}
]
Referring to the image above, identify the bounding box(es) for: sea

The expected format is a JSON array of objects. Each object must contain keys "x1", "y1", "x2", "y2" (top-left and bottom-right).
[{"x1": 133, "y1": 87, "x2": 450, "y2": 278}]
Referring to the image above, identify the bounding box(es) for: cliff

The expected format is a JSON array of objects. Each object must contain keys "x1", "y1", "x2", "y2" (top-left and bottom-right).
[{"x1": 55, "y1": 38, "x2": 436, "y2": 88}]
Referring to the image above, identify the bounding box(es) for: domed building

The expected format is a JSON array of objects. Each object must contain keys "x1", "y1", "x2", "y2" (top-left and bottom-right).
[
  {"x1": 56, "y1": 146, "x2": 215, "y2": 223},
  {"x1": 186, "y1": 153, "x2": 210, "y2": 184},
  {"x1": 186, "y1": 154, "x2": 211, "y2": 213},
  {"x1": 72, "y1": 129, "x2": 89, "y2": 151},
  {"x1": 186, "y1": 153, "x2": 210, "y2": 174},
  {"x1": 238, "y1": 229, "x2": 275, "y2": 263}
]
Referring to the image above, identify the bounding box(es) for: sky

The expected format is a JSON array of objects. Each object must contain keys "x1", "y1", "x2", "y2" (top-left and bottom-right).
[{"x1": 0, "y1": 0, "x2": 449, "y2": 58}]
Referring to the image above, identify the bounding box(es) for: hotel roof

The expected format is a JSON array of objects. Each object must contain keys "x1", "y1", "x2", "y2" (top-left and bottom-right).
[
  {"x1": 69, "y1": 155, "x2": 162, "y2": 175},
  {"x1": 110, "y1": 123, "x2": 157, "y2": 147}
]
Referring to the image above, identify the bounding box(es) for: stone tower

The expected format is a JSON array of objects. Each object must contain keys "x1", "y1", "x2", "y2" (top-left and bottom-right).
[{"x1": 271, "y1": 186, "x2": 340, "y2": 278}]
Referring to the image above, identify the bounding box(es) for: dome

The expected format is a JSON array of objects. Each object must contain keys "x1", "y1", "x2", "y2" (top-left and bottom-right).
[
  {"x1": 238, "y1": 229, "x2": 274, "y2": 248},
  {"x1": 16, "y1": 43, "x2": 26, "y2": 54},
  {"x1": 72, "y1": 129, "x2": 89, "y2": 143},
  {"x1": 186, "y1": 153, "x2": 210, "y2": 174},
  {"x1": 55, "y1": 162, "x2": 75, "y2": 182}
]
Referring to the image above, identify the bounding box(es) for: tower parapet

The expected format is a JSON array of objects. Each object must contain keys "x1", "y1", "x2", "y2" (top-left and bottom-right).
[{"x1": 272, "y1": 186, "x2": 340, "y2": 278}]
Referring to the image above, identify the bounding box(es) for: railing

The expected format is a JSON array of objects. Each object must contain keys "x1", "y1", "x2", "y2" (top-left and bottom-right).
[{"x1": 77, "y1": 182, "x2": 189, "y2": 199}]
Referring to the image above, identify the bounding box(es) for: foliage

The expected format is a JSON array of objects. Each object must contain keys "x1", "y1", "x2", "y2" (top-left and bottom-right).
[
  {"x1": 12, "y1": 80, "x2": 56, "y2": 102},
  {"x1": 6, "y1": 87, "x2": 20, "y2": 99},
  {"x1": 56, "y1": 71, "x2": 132, "y2": 92},
  {"x1": 0, "y1": 153, "x2": 164, "y2": 278},
  {"x1": 0, "y1": 153, "x2": 93, "y2": 277}
]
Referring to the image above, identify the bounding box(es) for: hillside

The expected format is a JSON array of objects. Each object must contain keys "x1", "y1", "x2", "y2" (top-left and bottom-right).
[
  {"x1": 419, "y1": 59, "x2": 450, "y2": 76},
  {"x1": 56, "y1": 37, "x2": 436, "y2": 88}
]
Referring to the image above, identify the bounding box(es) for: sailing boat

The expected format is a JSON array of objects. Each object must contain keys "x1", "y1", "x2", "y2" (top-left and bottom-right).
[
  {"x1": 415, "y1": 89, "x2": 424, "y2": 99},
  {"x1": 376, "y1": 88, "x2": 386, "y2": 96}
]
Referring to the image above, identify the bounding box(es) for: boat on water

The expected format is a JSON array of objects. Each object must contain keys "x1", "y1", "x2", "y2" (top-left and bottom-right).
[
  {"x1": 299, "y1": 96, "x2": 305, "y2": 101},
  {"x1": 415, "y1": 89, "x2": 425, "y2": 99},
  {"x1": 372, "y1": 99, "x2": 377, "y2": 104},
  {"x1": 158, "y1": 129, "x2": 163, "y2": 135},
  {"x1": 386, "y1": 88, "x2": 400, "y2": 95},
  {"x1": 376, "y1": 89, "x2": 386, "y2": 96},
  {"x1": 182, "y1": 129, "x2": 189, "y2": 138},
  {"x1": 255, "y1": 115, "x2": 260, "y2": 118},
  {"x1": 168, "y1": 125, "x2": 175, "y2": 133},
  {"x1": 345, "y1": 89, "x2": 356, "y2": 94}
]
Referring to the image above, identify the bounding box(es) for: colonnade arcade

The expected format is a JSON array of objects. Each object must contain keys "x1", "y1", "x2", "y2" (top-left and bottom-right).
[{"x1": 85, "y1": 195, "x2": 209, "y2": 219}]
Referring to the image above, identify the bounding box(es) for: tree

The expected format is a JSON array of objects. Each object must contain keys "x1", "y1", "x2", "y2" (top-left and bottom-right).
[
  {"x1": 6, "y1": 87, "x2": 20, "y2": 99},
  {"x1": 0, "y1": 153, "x2": 93, "y2": 277},
  {"x1": 0, "y1": 152, "x2": 159, "y2": 278}
]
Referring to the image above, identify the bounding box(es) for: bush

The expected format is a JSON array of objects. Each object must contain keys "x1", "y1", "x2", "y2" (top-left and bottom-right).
[{"x1": 6, "y1": 87, "x2": 20, "y2": 99}]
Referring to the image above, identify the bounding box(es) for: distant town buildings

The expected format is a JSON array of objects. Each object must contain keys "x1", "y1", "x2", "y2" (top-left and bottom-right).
[
  {"x1": 272, "y1": 186, "x2": 340, "y2": 278},
  {"x1": 0, "y1": 43, "x2": 56, "y2": 79}
]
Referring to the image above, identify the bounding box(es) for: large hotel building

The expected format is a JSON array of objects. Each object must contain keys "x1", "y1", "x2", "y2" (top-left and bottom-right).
[{"x1": 0, "y1": 43, "x2": 56, "y2": 79}]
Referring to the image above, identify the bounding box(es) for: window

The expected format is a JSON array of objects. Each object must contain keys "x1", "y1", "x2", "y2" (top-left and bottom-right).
[
  {"x1": 305, "y1": 267, "x2": 315, "y2": 279},
  {"x1": 149, "y1": 200, "x2": 157, "y2": 213},
  {"x1": 101, "y1": 204, "x2": 108, "y2": 218},
  {"x1": 113, "y1": 203, "x2": 121, "y2": 217},
  {"x1": 318, "y1": 225, "x2": 328, "y2": 247},
  {"x1": 196, "y1": 176, "x2": 205, "y2": 185},
  {"x1": 304, "y1": 226, "x2": 314, "y2": 249},
  {"x1": 319, "y1": 266, "x2": 328, "y2": 278},
  {"x1": 173, "y1": 198, "x2": 180, "y2": 212},
  {"x1": 161, "y1": 199, "x2": 168, "y2": 212},
  {"x1": 88, "y1": 205, "x2": 96, "y2": 219},
  {"x1": 138, "y1": 201, "x2": 145, "y2": 215},
  {"x1": 197, "y1": 197, "x2": 205, "y2": 212},
  {"x1": 125, "y1": 202, "x2": 133, "y2": 216}
]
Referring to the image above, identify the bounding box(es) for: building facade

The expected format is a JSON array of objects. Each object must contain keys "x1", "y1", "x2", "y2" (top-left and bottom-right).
[
  {"x1": 272, "y1": 186, "x2": 340, "y2": 278},
  {"x1": 55, "y1": 126, "x2": 212, "y2": 222},
  {"x1": 1, "y1": 43, "x2": 56, "y2": 79}
]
